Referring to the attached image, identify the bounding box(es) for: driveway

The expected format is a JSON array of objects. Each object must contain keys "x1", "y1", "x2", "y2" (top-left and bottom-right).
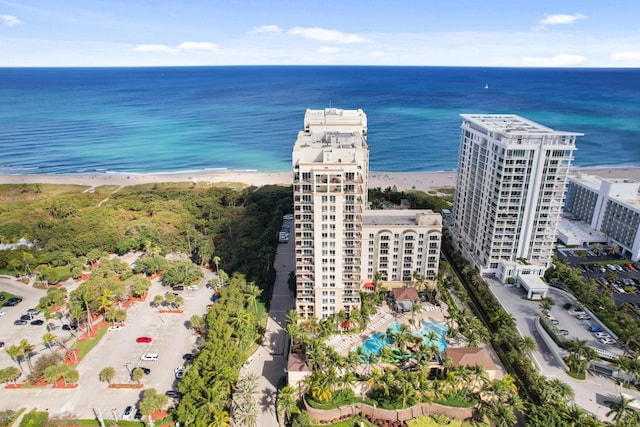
[
  {"x1": 486, "y1": 278, "x2": 637, "y2": 422},
  {"x1": 246, "y1": 218, "x2": 295, "y2": 427}
]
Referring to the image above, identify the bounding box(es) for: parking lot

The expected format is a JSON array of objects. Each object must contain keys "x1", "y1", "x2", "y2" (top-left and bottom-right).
[
  {"x1": 0, "y1": 269, "x2": 214, "y2": 420},
  {"x1": 557, "y1": 248, "x2": 640, "y2": 317}
]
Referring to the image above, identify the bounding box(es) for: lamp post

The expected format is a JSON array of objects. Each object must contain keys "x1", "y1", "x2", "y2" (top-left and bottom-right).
[
  {"x1": 125, "y1": 362, "x2": 132, "y2": 376},
  {"x1": 111, "y1": 408, "x2": 118, "y2": 423}
]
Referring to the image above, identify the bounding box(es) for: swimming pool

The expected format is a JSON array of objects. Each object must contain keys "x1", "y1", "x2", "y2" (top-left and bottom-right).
[{"x1": 355, "y1": 320, "x2": 448, "y2": 361}]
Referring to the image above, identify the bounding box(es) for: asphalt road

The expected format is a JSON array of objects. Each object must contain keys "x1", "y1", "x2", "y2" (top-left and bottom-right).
[
  {"x1": 246, "y1": 218, "x2": 295, "y2": 427},
  {"x1": 487, "y1": 277, "x2": 636, "y2": 422}
]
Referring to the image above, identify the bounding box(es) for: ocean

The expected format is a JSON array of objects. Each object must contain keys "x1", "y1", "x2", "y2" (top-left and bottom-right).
[{"x1": 1, "y1": 66, "x2": 639, "y2": 175}]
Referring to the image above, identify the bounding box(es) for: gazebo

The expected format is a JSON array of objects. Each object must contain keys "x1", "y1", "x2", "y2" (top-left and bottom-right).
[{"x1": 391, "y1": 287, "x2": 420, "y2": 312}]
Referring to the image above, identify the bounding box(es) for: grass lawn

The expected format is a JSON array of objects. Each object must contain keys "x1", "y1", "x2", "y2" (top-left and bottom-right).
[
  {"x1": 0, "y1": 290, "x2": 22, "y2": 301},
  {"x1": 74, "y1": 324, "x2": 109, "y2": 360}
]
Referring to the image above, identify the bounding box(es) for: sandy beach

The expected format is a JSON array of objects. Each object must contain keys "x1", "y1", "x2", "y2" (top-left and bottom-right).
[{"x1": 0, "y1": 167, "x2": 639, "y2": 193}]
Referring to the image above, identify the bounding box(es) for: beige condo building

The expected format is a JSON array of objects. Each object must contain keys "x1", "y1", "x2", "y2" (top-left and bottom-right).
[{"x1": 292, "y1": 108, "x2": 442, "y2": 319}]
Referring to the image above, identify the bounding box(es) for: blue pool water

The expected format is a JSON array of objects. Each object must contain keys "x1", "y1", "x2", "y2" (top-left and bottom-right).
[{"x1": 355, "y1": 320, "x2": 448, "y2": 360}]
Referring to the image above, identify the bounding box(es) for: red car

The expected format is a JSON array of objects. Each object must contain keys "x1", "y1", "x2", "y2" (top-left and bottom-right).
[{"x1": 136, "y1": 337, "x2": 152, "y2": 343}]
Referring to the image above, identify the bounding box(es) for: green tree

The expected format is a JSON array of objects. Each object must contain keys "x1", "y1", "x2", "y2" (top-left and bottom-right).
[
  {"x1": 276, "y1": 385, "x2": 298, "y2": 426},
  {"x1": 605, "y1": 394, "x2": 639, "y2": 425},
  {"x1": 0, "y1": 367, "x2": 21, "y2": 384},
  {"x1": 139, "y1": 388, "x2": 168, "y2": 427},
  {"x1": 19, "y1": 339, "x2": 36, "y2": 372},
  {"x1": 132, "y1": 367, "x2": 145, "y2": 384},
  {"x1": 5, "y1": 345, "x2": 24, "y2": 373},
  {"x1": 42, "y1": 332, "x2": 59, "y2": 356},
  {"x1": 99, "y1": 366, "x2": 116, "y2": 384}
]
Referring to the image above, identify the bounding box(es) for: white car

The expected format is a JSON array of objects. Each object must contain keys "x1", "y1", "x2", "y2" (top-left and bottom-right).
[
  {"x1": 187, "y1": 285, "x2": 199, "y2": 291},
  {"x1": 108, "y1": 325, "x2": 122, "y2": 331},
  {"x1": 0, "y1": 311, "x2": 5, "y2": 317},
  {"x1": 242, "y1": 356, "x2": 255, "y2": 369},
  {"x1": 175, "y1": 366, "x2": 185, "y2": 379},
  {"x1": 283, "y1": 214, "x2": 294, "y2": 220},
  {"x1": 141, "y1": 353, "x2": 159, "y2": 361},
  {"x1": 594, "y1": 332, "x2": 610, "y2": 339},
  {"x1": 599, "y1": 337, "x2": 616, "y2": 345}
]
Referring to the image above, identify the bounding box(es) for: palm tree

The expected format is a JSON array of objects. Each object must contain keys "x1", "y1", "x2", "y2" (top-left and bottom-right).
[
  {"x1": 212, "y1": 255, "x2": 221, "y2": 272},
  {"x1": 605, "y1": 394, "x2": 638, "y2": 424},
  {"x1": 243, "y1": 284, "x2": 262, "y2": 314},
  {"x1": 19, "y1": 339, "x2": 35, "y2": 372},
  {"x1": 233, "y1": 400, "x2": 257, "y2": 427},
  {"x1": 131, "y1": 367, "x2": 145, "y2": 384},
  {"x1": 566, "y1": 338, "x2": 598, "y2": 375},
  {"x1": 517, "y1": 336, "x2": 538, "y2": 353},
  {"x1": 5, "y1": 345, "x2": 24, "y2": 373},
  {"x1": 99, "y1": 366, "x2": 116, "y2": 384},
  {"x1": 285, "y1": 309, "x2": 299, "y2": 326},
  {"x1": 276, "y1": 385, "x2": 297, "y2": 426},
  {"x1": 42, "y1": 332, "x2": 59, "y2": 356},
  {"x1": 234, "y1": 373, "x2": 259, "y2": 406}
]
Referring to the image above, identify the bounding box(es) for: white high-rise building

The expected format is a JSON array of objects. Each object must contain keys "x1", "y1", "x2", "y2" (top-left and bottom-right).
[
  {"x1": 450, "y1": 114, "x2": 582, "y2": 282},
  {"x1": 292, "y1": 108, "x2": 443, "y2": 319}
]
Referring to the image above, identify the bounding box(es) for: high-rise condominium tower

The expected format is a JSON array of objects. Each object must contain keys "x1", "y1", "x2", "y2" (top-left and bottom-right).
[
  {"x1": 292, "y1": 108, "x2": 369, "y2": 319},
  {"x1": 450, "y1": 114, "x2": 582, "y2": 281}
]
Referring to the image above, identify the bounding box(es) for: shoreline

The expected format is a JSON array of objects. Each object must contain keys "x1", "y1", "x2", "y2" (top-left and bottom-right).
[{"x1": 1, "y1": 167, "x2": 639, "y2": 194}]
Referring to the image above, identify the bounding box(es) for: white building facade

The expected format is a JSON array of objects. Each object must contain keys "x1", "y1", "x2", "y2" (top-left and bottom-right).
[
  {"x1": 450, "y1": 114, "x2": 582, "y2": 281},
  {"x1": 565, "y1": 173, "x2": 640, "y2": 261},
  {"x1": 292, "y1": 108, "x2": 442, "y2": 318}
]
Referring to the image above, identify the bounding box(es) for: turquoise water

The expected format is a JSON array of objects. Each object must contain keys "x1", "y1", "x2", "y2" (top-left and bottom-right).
[
  {"x1": 355, "y1": 320, "x2": 448, "y2": 360},
  {"x1": 1, "y1": 67, "x2": 639, "y2": 175}
]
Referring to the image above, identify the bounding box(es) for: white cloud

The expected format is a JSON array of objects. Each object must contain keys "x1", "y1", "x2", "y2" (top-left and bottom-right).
[
  {"x1": 289, "y1": 27, "x2": 366, "y2": 44},
  {"x1": 248, "y1": 25, "x2": 282, "y2": 35},
  {"x1": 369, "y1": 51, "x2": 385, "y2": 57},
  {"x1": 1, "y1": 14, "x2": 23, "y2": 27},
  {"x1": 178, "y1": 41, "x2": 218, "y2": 52},
  {"x1": 134, "y1": 44, "x2": 176, "y2": 53},
  {"x1": 522, "y1": 53, "x2": 586, "y2": 67},
  {"x1": 317, "y1": 46, "x2": 340, "y2": 54},
  {"x1": 538, "y1": 13, "x2": 585, "y2": 27},
  {"x1": 610, "y1": 51, "x2": 640, "y2": 64}
]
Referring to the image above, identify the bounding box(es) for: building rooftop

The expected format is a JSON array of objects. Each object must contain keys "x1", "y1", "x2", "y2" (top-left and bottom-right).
[
  {"x1": 460, "y1": 114, "x2": 583, "y2": 137},
  {"x1": 362, "y1": 210, "x2": 442, "y2": 227},
  {"x1": 392, "y1": 287, "x2": 420, "y2": 302},
  {"x1": 444, "y1": 347, "x2": 497, "y2": 371}
]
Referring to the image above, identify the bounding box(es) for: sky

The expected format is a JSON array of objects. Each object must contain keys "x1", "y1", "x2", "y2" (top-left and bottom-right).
[{"x1": 1, "y1": 0, "x2": 640, "y2": 67}]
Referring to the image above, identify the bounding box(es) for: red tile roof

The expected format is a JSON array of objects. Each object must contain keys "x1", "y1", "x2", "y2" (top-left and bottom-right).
[
  {"x1": 444, "y1": 347, "x2": 497, "y2": 371},
  {"x1": 392, "y1": 287, "x2": 420, "y2": 302}
]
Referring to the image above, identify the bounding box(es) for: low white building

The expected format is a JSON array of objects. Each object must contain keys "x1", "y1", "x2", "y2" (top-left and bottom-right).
[{"x1": 565, "y1": 173, "x2": 640, "y2": 261}]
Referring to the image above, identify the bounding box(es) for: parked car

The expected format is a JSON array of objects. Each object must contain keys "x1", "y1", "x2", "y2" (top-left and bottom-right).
[
  {"x1": 122, "y1": 406, "x2": 133, "y2": 420},
  {"x1": 594, "y1": 332, "x2": 610, "y2": 339},
  {"x1": 242, "y1": 356, "x2": 255, "y2": 369},
  {"x1": 559, "y1": 330, "x2": 570, "y2": 336},
  {"x1": 139, "y1": 367, "x2": 151, "y2": 375},
  {"x1": 62, "y1": 324, "x2": 74, "y2": 331},
  {"x1": 175, "y1": 366, "x2": 184, "y2": 379},
  {"x1": 599, "y1": 337, "x2": 616, "y2": 345},
  {"x1": 108, "y1": 325, "x2": 122, "y2": 331},
  {"x1": 283, "y1": 214, "x2": 294, "y2": 220},
  {"x1": 3, "y1": 297, "x2": 22, "y2": 307},
  {"x1": 173, "y1": 285, "x2": 185, "y2": 291},
  {"x1": 140, "y1": 353, "x2": 159, "y2": 361},
  {"x1": 136, "y1": 336, "x2": 152, "y2": 343},
  {"x1": 550, "y1": 319, "x2": 560, "y2": 325},
  {"x1": 183, "y1": 353, "x2": 194, "y2": 361},
  {"x1": 0, "y1": 311, "x2": 5, "y2": 316},
  {"x1": 589, "y1": 325, "x2": 604, "y2": 333},
  {"x1": 30, "y1": 319, "x2": 44, "y2": 326},
  {"x1": 576, "y1": 314, "x2": 591, "y2": 321},
  {"x1": 187, "y1": 285, "x2": 199, "y2": 291},
  {"x1": 26, "y1": 308, "x2": 41, "y2": 315},
  {"x1": 166, "y1": 390, "x2": 182, "y2": 398},
  {"x1": 20, "y1": 314, "x2": 32, "y2": 321},
  {"x1": 13, "y1": 319, "x2": 27, "y2": 325},
  {"x1": 563, "y1": 303, "x2": 573, "y2": 310}
]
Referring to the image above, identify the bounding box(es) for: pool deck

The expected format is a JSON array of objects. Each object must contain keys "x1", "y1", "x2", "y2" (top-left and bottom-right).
[{"x1": 327, "y1": 302, "x2": 448, "y2": 356}]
